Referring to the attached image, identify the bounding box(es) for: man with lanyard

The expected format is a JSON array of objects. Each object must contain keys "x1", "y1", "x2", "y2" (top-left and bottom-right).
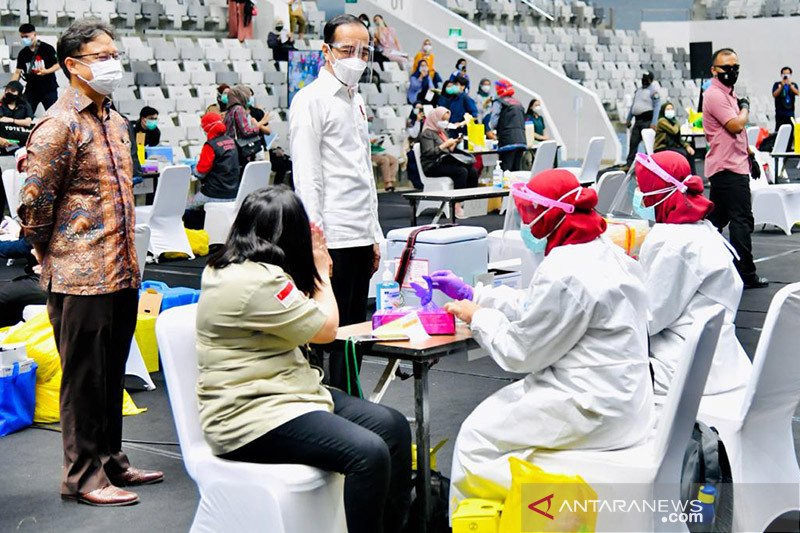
[
  {"x1": 703, "y1": 47, "x2": 768, "y2": 289},
  {"x1": 12, "y1": 24, "x2": 59, "y2": 115},
  {"x1": 625, "y1": 70, "x2": 660, "y2": 170},
  {"x1": 290, "y1": 14, "x2": 382, "y2": 394},
  {"x1": 772, "y1": 66, "x2": 798, "y2": 142}
]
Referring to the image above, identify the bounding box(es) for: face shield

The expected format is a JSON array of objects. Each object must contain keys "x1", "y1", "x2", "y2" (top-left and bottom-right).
[{"x1": 325, "y1": 40, "x2": 374, "y2": 88}]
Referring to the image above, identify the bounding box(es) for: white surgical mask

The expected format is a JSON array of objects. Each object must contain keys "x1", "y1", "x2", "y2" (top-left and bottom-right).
[
  {"x1": 533, "y1": 105, "x2": 542, "y2": 114},
  {"x1": 423, "y1": 44, "x2": 432, "y2": 53},
  {"x1": 326, "y1": 45, "x2": 366, "y2": 87},
  {"x1": 437, "y1": 120, "x2": 449, "y2": 130},
  {"x1": 664, "y1": 109, "x2": 676, "y2": 120},
  {"x1": 77, "y1": 58, "x2": 123, "y2": 96}
]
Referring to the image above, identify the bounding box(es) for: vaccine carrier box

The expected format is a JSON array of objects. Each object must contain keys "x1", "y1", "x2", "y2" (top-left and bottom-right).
[{"x1": 386, "y1": 225, "x2": 488, "y2": 308}]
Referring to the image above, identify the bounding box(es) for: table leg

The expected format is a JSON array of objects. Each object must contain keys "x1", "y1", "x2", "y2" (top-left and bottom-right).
[
  {"x1": 411, "y1": 199, "x2": 418, "y2": 226},
  {"x1": 413, "y1": 360, "x2": 432, "y2": 532},
  {"x1": 450, "y1": 200, "x2": 457, "y2": 224},
  {"x1": 369, "y1": 358, "x2": 399, "y2": 403}
]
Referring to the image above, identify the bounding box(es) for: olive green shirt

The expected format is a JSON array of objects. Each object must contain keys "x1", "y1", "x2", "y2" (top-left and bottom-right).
[{"x1": 196, "y1": 261, "x2": 333, "y2": 455}]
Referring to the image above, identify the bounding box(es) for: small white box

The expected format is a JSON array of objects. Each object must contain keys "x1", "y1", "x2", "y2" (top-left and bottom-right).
[
  {"x1": 0, "y1": 357, "x2": 34, "y2": 377},
  {"x1": 0, "y1": 343, "x2": 27, "y2": 366}
]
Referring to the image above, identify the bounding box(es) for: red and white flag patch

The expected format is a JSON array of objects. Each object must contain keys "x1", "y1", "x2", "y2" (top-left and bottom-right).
[{"x1": 275, "y1": 281, "x2": 300, "y2": 308}]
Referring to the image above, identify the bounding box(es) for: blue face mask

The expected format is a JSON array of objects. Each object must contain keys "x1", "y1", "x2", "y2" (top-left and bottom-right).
[
  {"x1": 248, "y1": 96, "x2": 254, "y2": 107},
  {"x1": 520, "y1": 223, "x2": 547, "y2": 255},
  {"x1": 632, "y1": 189, "x2": 655, "y2": 221},
  {"x1": 220, "y1": 94, "x2": 228, "y2": 105},
  {"x1": 21, "y1": 37, "x2": 32, "y2": 48}
]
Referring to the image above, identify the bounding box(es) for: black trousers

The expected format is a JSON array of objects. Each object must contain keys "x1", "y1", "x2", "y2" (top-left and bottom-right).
[
  {"x1": 626, "y1": 115, "x2": 652, "y2": 166},
  {"x1": 425, "y1": 160, "x2": 478, "y2": 189},
  {"x1": 707, "y1": 171, "x2": 758, "y2": 283},
  {"x1": 0, "y1": 273, "x2": 46, "y2": 327},
  {"x1": 47, "y1": 288, "x2": 138, "y2": 494},
  {"x1": 499, "y1": 148, "x2": 524, "y2": 171},
  {"x1": 325, "y1": 245, "x2": 375, "y2": 392},
  {"x1": 25, "y1": 89, "x2": 58, "y2": 115},
  {"x1": 220, "y1": 388, "x2": 412, "y2": 533},
  {"x1": 657, "y1": 146, "x2": 697, "y2": 175}
]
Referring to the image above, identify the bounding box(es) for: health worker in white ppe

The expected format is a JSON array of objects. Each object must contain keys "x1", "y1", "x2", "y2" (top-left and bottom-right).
[
  {"x1": 431, "y1": 169, "x2": 655, "y2": 510},
  {"x1": 634, "y1": 151, "x2": 751, "y2": 396}
]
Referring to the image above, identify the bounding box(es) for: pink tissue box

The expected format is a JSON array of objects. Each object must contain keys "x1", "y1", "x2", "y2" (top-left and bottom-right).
[{"x1": 372, "y1": 307, "x2": 456, "y2": 335}]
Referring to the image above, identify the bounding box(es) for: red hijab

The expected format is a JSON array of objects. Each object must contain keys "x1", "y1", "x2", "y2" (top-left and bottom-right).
[
  {"x1": 524, "y1": 169, "x2": 607, "y2": 256},
  {"x1": 635, "y1": 151, "x2": 713, "y2": 224}
]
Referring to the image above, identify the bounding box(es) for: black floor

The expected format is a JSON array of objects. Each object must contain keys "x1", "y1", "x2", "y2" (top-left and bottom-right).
[{"x1": 1, "y1": 186, "x2": 800, "y2": 532}]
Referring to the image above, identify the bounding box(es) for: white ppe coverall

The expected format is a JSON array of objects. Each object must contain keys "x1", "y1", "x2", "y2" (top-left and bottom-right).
[
  {"x1": 449, "y1": 238, "x2": 655, "y2": 509},
  {"x1": 640, "y1": 221, "x2": 752, "y2": 396}
]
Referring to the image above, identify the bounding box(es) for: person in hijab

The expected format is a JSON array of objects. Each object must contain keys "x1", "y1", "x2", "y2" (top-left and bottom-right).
[
  {"x1": 427, "y1": 168, "x2": 653, "y2": 512},
  {"x1": 412, "y1": 38, "x2": 435, "y2": 74},
  {"x1": 635, "y1": 151, "x2": 751, "y2": 397},
  {"x1": 418, "y1": 106, "x2": 478, "y2": 218},
  {"x1": 654, "y1": 101, "x2": 696, "y2": 174},
  {"x1": 406, "y1": 59, "x2": 441, "y2": 105},
  {"x1": 475, "y1": 78, "x2": 493, "y2": 121}
]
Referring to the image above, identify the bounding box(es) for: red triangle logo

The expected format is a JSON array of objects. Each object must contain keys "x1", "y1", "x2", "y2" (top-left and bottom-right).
[{"x1": 528, "y1": 493, "x2": 555, "y2": 520}]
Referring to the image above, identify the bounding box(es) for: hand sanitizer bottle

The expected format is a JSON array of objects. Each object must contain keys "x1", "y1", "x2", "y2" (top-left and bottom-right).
[{"x1": 376, "y1": 261, "x2": 401, "y2": 311}]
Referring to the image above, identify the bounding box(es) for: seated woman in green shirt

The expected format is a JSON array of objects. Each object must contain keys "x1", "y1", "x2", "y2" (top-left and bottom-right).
[
  {"x1": 654, "y1": 101, "x2": 696, "y2": 174},
  {"x1": 195, "y1": 187, "x2": 411, "y2": 533}
]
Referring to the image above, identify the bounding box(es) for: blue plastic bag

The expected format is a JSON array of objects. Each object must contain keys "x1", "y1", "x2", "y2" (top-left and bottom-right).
[{"x1": 0, "y1": 361, "x2": 37, "y2": 437}]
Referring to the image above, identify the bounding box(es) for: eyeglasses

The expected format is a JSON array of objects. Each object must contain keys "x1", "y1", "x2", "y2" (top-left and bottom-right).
[
  {"x1": 329, "y1": 42, "x2": 373, "y2": 62},
  {"x1": 712, "y1": 64, "x2": 739, "y2": 73},
  {"x1": 72, "y1": 51, "x2": 125, "y2": 62}
]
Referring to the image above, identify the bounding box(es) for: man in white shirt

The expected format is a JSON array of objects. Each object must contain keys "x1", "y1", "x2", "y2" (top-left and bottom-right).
[{"x1": 290, "y1": 14, "x2": 382, "y2": 393}]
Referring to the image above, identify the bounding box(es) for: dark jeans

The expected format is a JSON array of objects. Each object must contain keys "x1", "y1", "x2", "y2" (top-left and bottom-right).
[
  {"x1": 656, "y1": 146, "x2": 697, "y2": 175},
  {"x1": 0, "y1": 273, "x2": 45, "y2": 327},
  {"x1": 220, "y1": 388, "x2": 412, "y2": 533},
  {"x1": 707, "y1": 170, "x2": 758, "y2": 283},
  {"x1": 25, "y1": 89, "x2": 58, "y2": 115},
  {"x1": 47, "y1": 288, "x2": 139, "y2": 494},
  {"x1": 0, "y1": 237, "x2": 33, "y2": 259},
  {"x1": 425, "y1": 160, "x2": 479, "y2": 189},
  {"x1": 500, "y1": 148, "x2": 524, "y2": 171},
  {"x1": 325, "y1": 245, "x2": 375, "y2": 392},
  {"x1": 626, "y1": 114, "x2": 652, "y2": 166}
]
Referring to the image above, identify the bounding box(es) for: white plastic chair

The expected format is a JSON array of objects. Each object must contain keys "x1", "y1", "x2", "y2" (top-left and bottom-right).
[
  {"x1": 529, "y1": 306, "x2": 724, "y2": 531},
  {"x1": 594, "y1": 170, "x2": 626, "y2": 215},
  {"x1": 135, "y1": 165, "x2": 194, "y2": 260},
  {"x1": 641, "y1": 128, "x2": 655, "y2": 155},
  {"x1": 771, "y1": 123, "x2": 793, "y2": 177},
  {"x1": 412, "y1": 144, "x2": 453, "y2": 220},
  {"x1": 751, "y1": 179, "x2": 800, "y2": 235},
  {"x1": 156, "y1": 305, "x2": 347, "y2": 533},
  {"x1": 698, "y1": 283, "x2": 800, "y2": 533},
  {"x1": 746, "y1": 126, "x2": 760, "y2": 147},
  {"x1": 2, "y1": 168, "x2": 19, "y2": 217},
  {"x1": 562, "y1": 136, "x2": 606, "y2": 185},
  {"x1": 501, "y1": 140, "x2": 559, "y2": 216},
  {"x1": 124, "y1": 224, "x2": 156, "y2": 391},
  {"x1": 203, "y1": 161, "x2": 271, "y2": 245}
]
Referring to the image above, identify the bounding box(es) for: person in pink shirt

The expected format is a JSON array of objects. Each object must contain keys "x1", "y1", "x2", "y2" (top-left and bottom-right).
[{"x1": 703, "y1": 47, "x2": 768, "y2": 289}]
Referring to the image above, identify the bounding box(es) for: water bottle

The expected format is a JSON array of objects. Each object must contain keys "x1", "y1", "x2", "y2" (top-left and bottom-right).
[
  {"x1": 503, "y1": 169, "x2": 512, "y2": 189},
  {"x1": 492, "y1": 162, "x2": 503, "y2": 188},
  {"x1": 375, "y1": 261, "x2": 401, "y2": 311},
  {"x1": 695, "y1": 484, "x2": 716, "y2": 532}
]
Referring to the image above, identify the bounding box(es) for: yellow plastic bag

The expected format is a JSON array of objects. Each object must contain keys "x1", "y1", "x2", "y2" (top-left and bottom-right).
[
  {"x1": 162, "y1": 228, "x2": 209, "y2": 259},
  {"x1": 499, "y1": 457, "x2": 598, "y2": 533},
  {"x1": 3, "y1": 311, "x2": 146, "y2": 423},
  {"x1": 134, "y1": 314, "x2": 159, "y2": 373},
  {"x1": 468, "y1": 121, "x2": 486, "y2": 150},
  {"x1": 793, "y1": 119, "x2": 800, "y2": 153}
]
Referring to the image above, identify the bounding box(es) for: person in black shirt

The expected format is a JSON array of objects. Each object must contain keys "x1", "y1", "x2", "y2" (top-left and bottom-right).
[
  {"x1": 12, "y1": 24, "x2": 59, "y2": 115},
  {"x1": 267, "y1": 18, "x2": 296, "y2": 64},
  {"x1": 0, "y1": 81, "x2": 32, "y2": 152},
  {"x1": 132, "y1": 105, "x2": 161, "y2": 147},
  {"x1": 772, "y1": 66, "x2": 799, "y2": 134}
]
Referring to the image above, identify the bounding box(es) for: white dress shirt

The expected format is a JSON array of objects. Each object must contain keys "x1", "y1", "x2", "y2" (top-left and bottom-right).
[{"x1": 289, "y1": 68, "x2": 383, "y2": 249}]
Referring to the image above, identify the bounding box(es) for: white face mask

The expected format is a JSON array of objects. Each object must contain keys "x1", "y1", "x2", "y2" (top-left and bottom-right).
[
  {"x1": 326, "y1": 45, "x2": 366, "y2": 87},
  {"x1": 437, "y1": 120, "x2": 449, "y2": 130},
  {"x1": 76, "y1": 58, "x2": 123, "y2": 96},
  {"x1": 533, "y1": 105, "x2": 542, "y2": 114},
  {"x1": 664, "y1": 109, "x2": 676, "y2": 120},
  {"x1": 423, "y1": 44, "x2": 432, "y2": 53}
]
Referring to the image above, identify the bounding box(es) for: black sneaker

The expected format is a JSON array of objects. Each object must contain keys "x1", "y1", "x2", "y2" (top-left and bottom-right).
[{"x1": 744, "y1": 277, "x2": 769, "y2": 289}]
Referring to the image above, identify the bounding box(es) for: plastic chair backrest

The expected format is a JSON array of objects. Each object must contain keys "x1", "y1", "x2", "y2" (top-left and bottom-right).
[
  {"x1": 530, "y1": 140, "x2": 558, "y2": 178},
  {"x1": 653, "y1": 305, "x2": 724, "y2": 483},
  {"x1": 134, "y1": 224, "x2": 150, "y2": 278},
  {"x1": 155, "y1": 304, "x2": 203, "y2": 477},
  {"x1": 594, "y1": 170, "x2": 626, "y2": 215},
  {"x1": 641, "y1": 128, "x2": 655, "y2": 155},
  {"x1": 236, "y1": 161, "x2": 272, "y2": 210},
  {"x1": 413, "y1": 144, "x2": 428, "y2": 179},
  {"x1": 151, "y1": 165, "x2": 191, "y2": 218},
  {"x1": 740, "y1": 283, "x2": 800, "y2": 425},
  {"x1": 773, "y1": 123, "x2": 792, "y2": 154},
  {"x1": 746, "y1": 126, "x2": 760, "y2": 147},
  {"x1": 2, "y1": 169, "x2": 16, "y2": 218},
  {"x1": 501, "y1": 188, "x2": 522, "y2": 235},
  {"x1": 578, "y1": 136, "x2": 605, "y2": 184}
]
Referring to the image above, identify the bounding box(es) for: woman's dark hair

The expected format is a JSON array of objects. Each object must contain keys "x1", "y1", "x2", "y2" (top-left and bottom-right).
[
  {"x1": 659, "y1": 101, "x2": 674, "y2": 119},
  {"x1": 456, "y1": 59, "x2": 466, "y2": 68},
  {"x1": 527, "y1": 98, "x2": 540, "y2": 113},
  {"x1": 323, "y1": 14, "x2": 362, "y2": 44},
  {"x1": 207, "y1": 186, "x2": 321, "y2": 295},
  {"x1": 57, "y1": 18, "x2": 115, "y2": 80}
]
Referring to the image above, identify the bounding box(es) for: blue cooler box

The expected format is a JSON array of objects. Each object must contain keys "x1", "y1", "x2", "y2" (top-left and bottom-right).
[{"x1": 386, "y1": 225, "x2": 488, "y2": 308}]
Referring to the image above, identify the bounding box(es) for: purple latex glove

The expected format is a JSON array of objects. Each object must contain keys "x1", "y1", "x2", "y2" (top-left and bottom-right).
[
  {"x1": 410, "y1": 277, "x2": 433, "y2": 306},
  {"x1": 428, "y1": 270, "x2": 474, "y2": 301}
]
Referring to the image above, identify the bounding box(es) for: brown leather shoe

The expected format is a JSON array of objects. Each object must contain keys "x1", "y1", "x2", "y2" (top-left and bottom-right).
[
  {"x1": 61, "y1": 486, "x2": 140, "y2": 507},
  {"x1": 109, "y1": 467, "x2": 164, "y2": 487}
]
